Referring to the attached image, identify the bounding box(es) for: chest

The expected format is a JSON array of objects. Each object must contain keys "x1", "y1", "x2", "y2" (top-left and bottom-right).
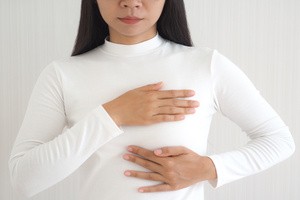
[{"x1": 63, "y1": 56, "x2": 214, "y2": 131}]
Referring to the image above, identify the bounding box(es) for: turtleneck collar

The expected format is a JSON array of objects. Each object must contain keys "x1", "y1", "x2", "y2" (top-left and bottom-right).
[{"x1": 100, "y1": 34, "x2": 165, "y2": 57}]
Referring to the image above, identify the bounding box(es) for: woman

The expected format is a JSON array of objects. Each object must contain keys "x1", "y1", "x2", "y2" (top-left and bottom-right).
[{"x1": 9, "y1": 0, "x2": 295, "y2": 199}]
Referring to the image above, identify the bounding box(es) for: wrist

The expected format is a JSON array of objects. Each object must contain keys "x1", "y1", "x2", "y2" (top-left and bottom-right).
[
  {"x1": 102, "y1": 103, "x2": 122, "y2": 126},
  {"x1": 203, "y1": 156, "x2": 217, "y2": 181}
]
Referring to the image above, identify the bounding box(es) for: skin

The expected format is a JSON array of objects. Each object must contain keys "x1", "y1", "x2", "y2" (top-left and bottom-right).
[
  {"x1": 103, "y1": 82, "x2": 199, "y2": 126},
  {"x1": 123, "y1": 146, "x2": 217, "y2": 193},
  {"x1": 97, "y1": 0, "x2": 166, "y2": 44},
  {"x1": 98, "y1": 0, "x2": 217, "y2": 193}
]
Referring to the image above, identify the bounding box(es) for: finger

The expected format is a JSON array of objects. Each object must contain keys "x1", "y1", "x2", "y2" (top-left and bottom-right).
[
  {"x1": 123, "y1": 154, "x2": 162, "y2": 173},
  {"x1": 137, "y1": 82, "x2": 163, "y2": 91},
  {"x1": 127, "y1": 146, "x2": 155, "y2": 158},
  {"x1": 154, "y1": 146, "x2": 189, "y2": 157},
  {"x1": 154, "y1": 107, "x2": 196, "y2": 115},
  {"x1": 127, "y1": 146, "x2": 165, "y2": 166},
  {"x1": 157, "y1": 90, "x2": 195, "y2": 99},
  {"x1": 151, "y1": 114, "x2": 185, "y2": 123},
  {"x1": 124, "y1": 170, "x2": 166, "y2": 182},
  {"x1": 159, "y1": 99, "x2": 200, "y2": 108},
  {"x1": 138, "y1": 183, "x2": 172, "y2": 193}
]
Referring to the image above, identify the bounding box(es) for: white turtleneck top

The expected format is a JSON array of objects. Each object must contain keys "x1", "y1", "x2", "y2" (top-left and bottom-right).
[{"x1": 9, "y1": 35, "x2": 295, "y2": 200}]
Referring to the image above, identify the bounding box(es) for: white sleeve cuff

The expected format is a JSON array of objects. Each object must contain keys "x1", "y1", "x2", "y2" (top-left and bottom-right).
[
  {"x1": 94, "y1": 105, "x2": 124, "y2": 136},
  {"x1": 207, "y1": 154, "x2": 226, "y2": 188}
]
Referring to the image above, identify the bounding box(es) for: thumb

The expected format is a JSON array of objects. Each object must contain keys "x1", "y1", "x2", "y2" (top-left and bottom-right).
[
  {"x1": 138, "y1": 81, "x2": 163, "y2": 91},
  {"x1": 154, "y1": 146, "x2": 188, "y2": 157}
]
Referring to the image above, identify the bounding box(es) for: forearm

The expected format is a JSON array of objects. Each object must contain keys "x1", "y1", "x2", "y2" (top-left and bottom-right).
[
  {"x1": 208, "y1": 125, "x2": 295, "y2": 188},
  {"x1": 9, "y1": 106, "x2": 123, "y2": 197}
]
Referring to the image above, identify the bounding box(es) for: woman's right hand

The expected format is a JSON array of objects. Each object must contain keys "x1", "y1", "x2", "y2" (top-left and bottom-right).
[{"x1": 102, "y1": 82, "x2": 199, "y2": 126}]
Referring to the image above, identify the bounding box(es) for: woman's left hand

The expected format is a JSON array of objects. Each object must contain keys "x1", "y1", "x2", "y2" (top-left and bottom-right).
[{"x1": 123, "y1": 146, "x2": 217, "y2": 193}]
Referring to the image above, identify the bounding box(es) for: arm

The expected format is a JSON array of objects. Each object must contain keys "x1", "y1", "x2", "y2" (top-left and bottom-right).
[
  {"x1": 121, "y1": 50, "x2": 295, "y2": 192},
  {"x1": 9, "y1": 62, "x2": 199, "y2": 197},
  {"x1": 208, "y1": 50, "x2": 295, "y2": 187},
  {"x1": 9, "y1": 62, "x2": 123, "y2": 197}
]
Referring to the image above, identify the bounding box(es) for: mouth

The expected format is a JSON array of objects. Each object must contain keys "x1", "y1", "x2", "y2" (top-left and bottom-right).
[{"x1": 118, "y1": 16, "x2": 142, "y2": 24}]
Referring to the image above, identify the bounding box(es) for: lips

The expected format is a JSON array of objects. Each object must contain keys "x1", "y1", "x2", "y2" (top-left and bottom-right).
[{"x1": 119, "y1": 16, "x2": 142, "y2": 24}]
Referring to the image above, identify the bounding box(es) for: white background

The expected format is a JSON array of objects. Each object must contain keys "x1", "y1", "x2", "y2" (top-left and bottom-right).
[{"x1": 0, "y1": 0, "x2": 299, "y2": 199}]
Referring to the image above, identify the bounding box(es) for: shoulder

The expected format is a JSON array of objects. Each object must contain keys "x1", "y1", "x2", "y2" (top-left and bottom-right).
[
  {"x1": 163, "y1": 40, "x2": 246, "y2": 80},
  {"x1": 56, "y1": 48, "x2": 99, "y2": 64},
  {"x1": 164, "y1": 39, "x2": 215, "y2": 57},
  {"x1": 44, "y1": 46, "x2": 103, "y2": 75},
  {"x1": 161, "y1": 40, "x2": 219, "y2": 68}
]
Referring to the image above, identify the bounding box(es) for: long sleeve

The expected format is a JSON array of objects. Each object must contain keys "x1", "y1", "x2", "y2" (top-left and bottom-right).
[
  {"x1": 208, "y1": 50, "x2": 295, "y2": 187},
  {"x1": 8, "y1": 62, "x2": 124, "y2": 197}
]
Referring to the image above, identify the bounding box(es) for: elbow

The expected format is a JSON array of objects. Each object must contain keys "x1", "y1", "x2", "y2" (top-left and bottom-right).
[
  {"x1": 9, "y1": 159, "x2": 39, "y2": 198},
  {"x1": 287, "y1": 135, "x2": 296, "y2": 157},
  {"x1": 10, "y1": 180, "x2": 37, "y2": 199},
  {"x1": 280, "y1": 131, "x2": 296, "y2": 161},
  {"x1": 9, "y1": 173, "x2": 39, "y2": 198}
]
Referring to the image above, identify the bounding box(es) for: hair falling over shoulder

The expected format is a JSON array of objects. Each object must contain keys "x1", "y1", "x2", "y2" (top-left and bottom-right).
[{"x1": 71, "y1": 0, "x2": 193, "y2": 56}]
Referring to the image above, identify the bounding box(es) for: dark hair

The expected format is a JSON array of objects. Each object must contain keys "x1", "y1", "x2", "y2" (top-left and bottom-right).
[{"x1": 71, "y1": 0, "x2": 193, "y2": 56}]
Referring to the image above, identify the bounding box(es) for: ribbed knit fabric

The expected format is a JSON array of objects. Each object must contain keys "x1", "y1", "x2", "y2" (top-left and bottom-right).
[{"x1": 9, "y1": 35, "x2": 295, "y2": 199}]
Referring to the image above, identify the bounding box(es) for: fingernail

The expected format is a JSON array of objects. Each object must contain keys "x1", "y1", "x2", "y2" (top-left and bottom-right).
[
  {"x1": 138, "y1": 188, "x2": 144, "y2": 193},
  {"x1": 192, "y1": 101, "x2": 200, "y2": 107},
  {"x1": 124, "y1": 171, "x2": 131, "y2": 176},
  {"x1": 123, "y1": 154, "x2": 130, "y2": 160},
  {"x1": 188, "y1": 90, "x2": 195, "y2": 95},
  {"x1": 154, "y1": 149, "x2": 162, "y2": 155},
  {"x1": 127, "y1": 147, "x2": 133, "y2": 152},
  {"x1": 179, "y1": 115, "x2": 185, "y2": 120},
  {"x1": 187, "y1": 108, "x2": 196, "y2": 113}
]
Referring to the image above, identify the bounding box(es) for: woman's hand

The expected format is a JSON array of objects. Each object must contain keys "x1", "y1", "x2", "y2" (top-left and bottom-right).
[
  {"x1": 123, "y1": 146, "x2": 217, "y2": 193},
  {"x1": 103, "y1": 82, "x2": 199, "y2": 126}
]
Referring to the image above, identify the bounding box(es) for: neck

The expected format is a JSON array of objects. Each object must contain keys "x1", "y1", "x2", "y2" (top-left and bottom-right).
[
  {"x1": 102, "y1": 34, "x2": 164, "y2": 57},
  {"x1": 108, "y1": 30, "x2": 157, "y2": 45}
]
